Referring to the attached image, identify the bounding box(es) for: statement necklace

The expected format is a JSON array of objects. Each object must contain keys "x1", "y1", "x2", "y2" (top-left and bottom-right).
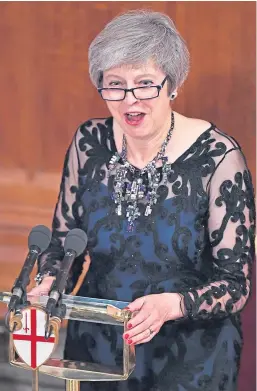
[{"x1": 108, "y1": 112, "x2": 175, "y2": 232}]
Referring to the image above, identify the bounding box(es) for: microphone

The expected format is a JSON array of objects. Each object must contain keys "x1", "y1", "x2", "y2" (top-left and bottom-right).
[
  {"x1": 45, "y1": 228, "x2": 88, "y2": 316},
  {"x1": 8, "y1": 225, "x2": 52, "y2": 311}
]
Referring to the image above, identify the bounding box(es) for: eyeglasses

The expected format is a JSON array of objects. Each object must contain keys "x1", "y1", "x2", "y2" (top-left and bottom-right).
[{"x1": 98, "y1": 76, "x2": 168, "y2": 101}]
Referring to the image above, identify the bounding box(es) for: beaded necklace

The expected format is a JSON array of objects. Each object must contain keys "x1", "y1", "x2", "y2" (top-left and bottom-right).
[{"x1": 108, "y1": 112, "x2": 174, "y2": 231}]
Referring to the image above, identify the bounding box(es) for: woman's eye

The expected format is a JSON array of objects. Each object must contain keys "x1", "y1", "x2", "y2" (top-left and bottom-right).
[
  {"x1": 109, "y1": 81, "x2": 122, "y2": 87},
  {"x1": 140, "y1": 80, "x2": 153, "y2": 86}
]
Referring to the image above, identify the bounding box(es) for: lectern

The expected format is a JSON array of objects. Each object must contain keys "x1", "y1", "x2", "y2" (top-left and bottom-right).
[{"x1": 0, "y1": 291, "x2": 135, "y2": 391}]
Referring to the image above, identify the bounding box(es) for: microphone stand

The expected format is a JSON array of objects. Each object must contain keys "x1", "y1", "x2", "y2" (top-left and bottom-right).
[{"x1": 32, "y1": 368, "x2": 39, "y2": 391}]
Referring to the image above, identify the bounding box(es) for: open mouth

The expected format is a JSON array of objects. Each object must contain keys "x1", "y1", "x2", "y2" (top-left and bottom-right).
[{"x1": 125, "y1": 112, "x2": 146, "y2": 125}]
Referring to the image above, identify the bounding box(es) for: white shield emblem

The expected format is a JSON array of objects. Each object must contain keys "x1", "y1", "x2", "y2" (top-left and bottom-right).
[{"x1": 12, "y1": 306, "x2": 57, "y2": 369}]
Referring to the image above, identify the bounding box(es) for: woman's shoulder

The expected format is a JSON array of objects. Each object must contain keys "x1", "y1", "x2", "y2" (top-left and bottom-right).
[
  {"x1": 72, "y1": 116, "x2": 113, "y2": 149},
  {"x1": 71, "y1": 116, "x2": 115, "y2": 164},
  {"x1": 171, "y1": 113, "x2": 242, "y2": 166},
  {"x1": 184, "y1": 116, "x2": 242, "y2": 152},
  {"x1": 77, "y1": 116, "x2": 113, "y2": 134}
]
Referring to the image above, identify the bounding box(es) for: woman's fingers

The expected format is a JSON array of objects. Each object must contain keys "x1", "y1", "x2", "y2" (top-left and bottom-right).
[
  {"x1": 124, "y1": 314, "x2": 153, "y2": 338},
  {"x1": 126, "y1": 296, "x2": 145, "y2": 312},
  {"x1": 27, "y1": 287, "x2": 49, "y2": 304},
  {"x1": 124, "y1": 322, "x2": 160, "y2": 345},
  {"x1": 27, "y1": 277, "x2": 55, "y2": 303},
  {"x1": 126, "y1": 307, "x2": 150, "y2": 330},
  {"x1": 123, "y1": 303, "x2": 161, "y2": 344},
  {"x1": 133, "y1": 331, "x2": 156, "y2": 345},
  {"x1": 28, "y1": 288, "x2": 48, "y2": 296}
]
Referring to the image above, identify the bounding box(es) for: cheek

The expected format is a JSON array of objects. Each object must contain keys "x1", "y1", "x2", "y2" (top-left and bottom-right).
[{"x1": 159, "y1": 99, "x2": 171, "y2": 118}]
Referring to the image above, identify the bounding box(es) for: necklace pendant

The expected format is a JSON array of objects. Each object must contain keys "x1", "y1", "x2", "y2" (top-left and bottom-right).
[
  {"x1": 126, "y1": 204, "x2": 140, "y2": 218},
  {"x1": 137, "y1": 178, "x2": 145, "y2": 199},
  {"x1": 145, "y1": 204, "x2": 152, "y2": 216},
  {"x1": 125, "y1": 182, "x2": 132, "y2": 200},
  {"x1": 116, "y1": 203, "x2": 122, "y2": 216},
  {"x1": 138, "y1": 185, "x2": 145, "y2": 199},
  {"x1": 130, "y1": 180, "x2": 138, "y2": 201},
  {"x1": 108, "y1": 152, "x2": 120, "y2": 171},
  {"x1": 126, "y1": 203, "x2": 140, "y2": 233},
  {"x1": 162, "y1": 160, "x2": 170, "y2": 184}
]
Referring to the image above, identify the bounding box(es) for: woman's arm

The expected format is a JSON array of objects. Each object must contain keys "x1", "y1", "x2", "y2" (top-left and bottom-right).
[
  {"x1": 34, "y1": 128, "x2": 84, "y2": 294},
  {"x1": 181, "y1": 148, "x2": 255, "y2": 320}
]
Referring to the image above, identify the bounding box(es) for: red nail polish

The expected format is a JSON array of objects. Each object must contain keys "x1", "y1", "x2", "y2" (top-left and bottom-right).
[
  {"x1": 124, "y1": 334, "x2": 129, "y2": 339},
  {"x1": 127, "y1": 324, "x2": 132, "y2": 329},
  {"x1": 128, "y1": 339, "x2": 133, "y2": 344}
]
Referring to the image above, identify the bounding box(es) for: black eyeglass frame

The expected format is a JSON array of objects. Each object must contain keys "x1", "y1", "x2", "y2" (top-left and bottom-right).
[{"x1": 97, "y1": 76, "x2": 168, "y2": 101}]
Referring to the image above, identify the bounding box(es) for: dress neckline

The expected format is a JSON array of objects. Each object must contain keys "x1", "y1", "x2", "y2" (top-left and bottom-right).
[{"x1": 107, "y1": 116, "x2": 216, "y2": 170}]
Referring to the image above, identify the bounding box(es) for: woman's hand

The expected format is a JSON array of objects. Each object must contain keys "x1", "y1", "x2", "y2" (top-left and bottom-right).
[
  {"x1": 27, "y1": 276, "x2": 55, "y2": 303},
  {"x1": 123, "y1": 293, "x2": 184, "y2": 345}
]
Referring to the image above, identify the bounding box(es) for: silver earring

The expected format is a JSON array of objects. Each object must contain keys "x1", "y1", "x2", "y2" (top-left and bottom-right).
[{"x1": 170, "y1": 91, "x2": 178, "y2": 100}]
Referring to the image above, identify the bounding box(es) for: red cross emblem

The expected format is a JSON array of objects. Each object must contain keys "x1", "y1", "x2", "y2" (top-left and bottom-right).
[{"x1": 12, "y1": 307, "x2": 56, "y2": 369}]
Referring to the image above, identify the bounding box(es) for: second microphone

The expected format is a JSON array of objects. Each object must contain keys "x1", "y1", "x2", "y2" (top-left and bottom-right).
[{"x1": 45, "y1": 228, "x2": 88, "y2": 316}]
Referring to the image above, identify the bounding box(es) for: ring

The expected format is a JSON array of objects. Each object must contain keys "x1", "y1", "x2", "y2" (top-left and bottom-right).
[{"x1": 149, "y1": 327, "x2": 154, "y2": 336}]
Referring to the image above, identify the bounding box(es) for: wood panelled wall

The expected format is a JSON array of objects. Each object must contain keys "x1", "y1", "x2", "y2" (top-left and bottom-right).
[{"x1": 0, "y1": 2, "x2": 255, "y2": 390}]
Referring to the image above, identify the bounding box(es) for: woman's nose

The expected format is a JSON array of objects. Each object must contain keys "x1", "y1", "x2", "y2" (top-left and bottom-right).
[{"x1": 124, "y1": 89, "x2": 139, "y2": 105}]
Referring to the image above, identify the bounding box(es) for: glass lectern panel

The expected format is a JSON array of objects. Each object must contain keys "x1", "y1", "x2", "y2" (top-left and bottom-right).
[{"x1": 0, "y1": 291, "x2": 135, "y2": 383}]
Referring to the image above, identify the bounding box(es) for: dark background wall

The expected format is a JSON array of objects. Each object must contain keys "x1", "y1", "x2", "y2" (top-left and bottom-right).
[{"x1": 0, "y1": 2, "x2": 255, "y2": 390}]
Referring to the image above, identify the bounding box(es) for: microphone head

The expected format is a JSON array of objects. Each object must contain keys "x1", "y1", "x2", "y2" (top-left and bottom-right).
[
  {"x1": 28, "y1": 225, "x2": 52, "y2": 253},
  {"x1": 64, "y1": 229, "x2": 88, "y2": 257}
]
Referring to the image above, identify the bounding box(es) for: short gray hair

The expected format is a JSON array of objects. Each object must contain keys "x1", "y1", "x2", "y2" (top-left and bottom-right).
[{"x1": 88, "y1": 9, "x2": 190, "y2": 93}]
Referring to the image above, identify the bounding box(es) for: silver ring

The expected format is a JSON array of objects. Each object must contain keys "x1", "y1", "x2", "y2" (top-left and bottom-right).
[{"x1": 149, "y1": 327, "x2": 154, "y2": 336}]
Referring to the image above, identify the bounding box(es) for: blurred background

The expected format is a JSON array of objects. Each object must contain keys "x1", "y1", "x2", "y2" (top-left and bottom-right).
[{"x1": 0, "y1": 1, "x2": 255, "y2": 390}]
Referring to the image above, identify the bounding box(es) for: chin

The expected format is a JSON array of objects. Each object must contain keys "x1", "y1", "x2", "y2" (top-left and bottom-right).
[
  {"x1": 122, "y1": 118, "x2": 151, "y2": 138},
  {"x1": 125, "y1": 127, "x2": 152, "y2": 140}
]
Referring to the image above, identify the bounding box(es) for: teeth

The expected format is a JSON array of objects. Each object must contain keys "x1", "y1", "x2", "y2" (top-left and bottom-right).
[{"x1": 127, "y1": 113, "x2": 143, "y2": 117}]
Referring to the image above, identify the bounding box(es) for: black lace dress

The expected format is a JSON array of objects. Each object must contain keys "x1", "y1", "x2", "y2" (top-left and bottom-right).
[{"x1": 38, "y1": 117, "x2": 255, "y2": 391}]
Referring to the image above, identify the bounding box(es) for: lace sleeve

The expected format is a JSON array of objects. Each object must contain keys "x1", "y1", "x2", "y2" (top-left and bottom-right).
[
  {"x1": 37, "y1": 129, "x2": 84, "y2": 292},
  {"x1": 181, "y1": 148, "x2": 255, "y2": 320}
]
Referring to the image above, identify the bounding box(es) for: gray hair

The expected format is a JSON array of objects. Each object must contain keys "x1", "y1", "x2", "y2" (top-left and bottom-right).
[{"x1": 88, "y1": 9, "x2": 190, "y2": 94}]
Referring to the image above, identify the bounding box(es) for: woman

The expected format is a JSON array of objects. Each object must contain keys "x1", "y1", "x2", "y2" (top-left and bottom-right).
[{"x1": 29, "y1": 10, "x2": 255, "y2": 391}]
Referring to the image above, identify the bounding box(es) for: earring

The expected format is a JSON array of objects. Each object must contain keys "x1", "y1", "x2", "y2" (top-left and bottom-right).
[{"x1": 170, "y1": 91, "x2": 178, "y2": 100}]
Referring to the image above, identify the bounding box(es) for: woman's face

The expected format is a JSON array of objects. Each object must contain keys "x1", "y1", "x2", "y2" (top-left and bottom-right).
[{"x1": 102, "y1": 60, "x2": 172, "y2": 140}]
